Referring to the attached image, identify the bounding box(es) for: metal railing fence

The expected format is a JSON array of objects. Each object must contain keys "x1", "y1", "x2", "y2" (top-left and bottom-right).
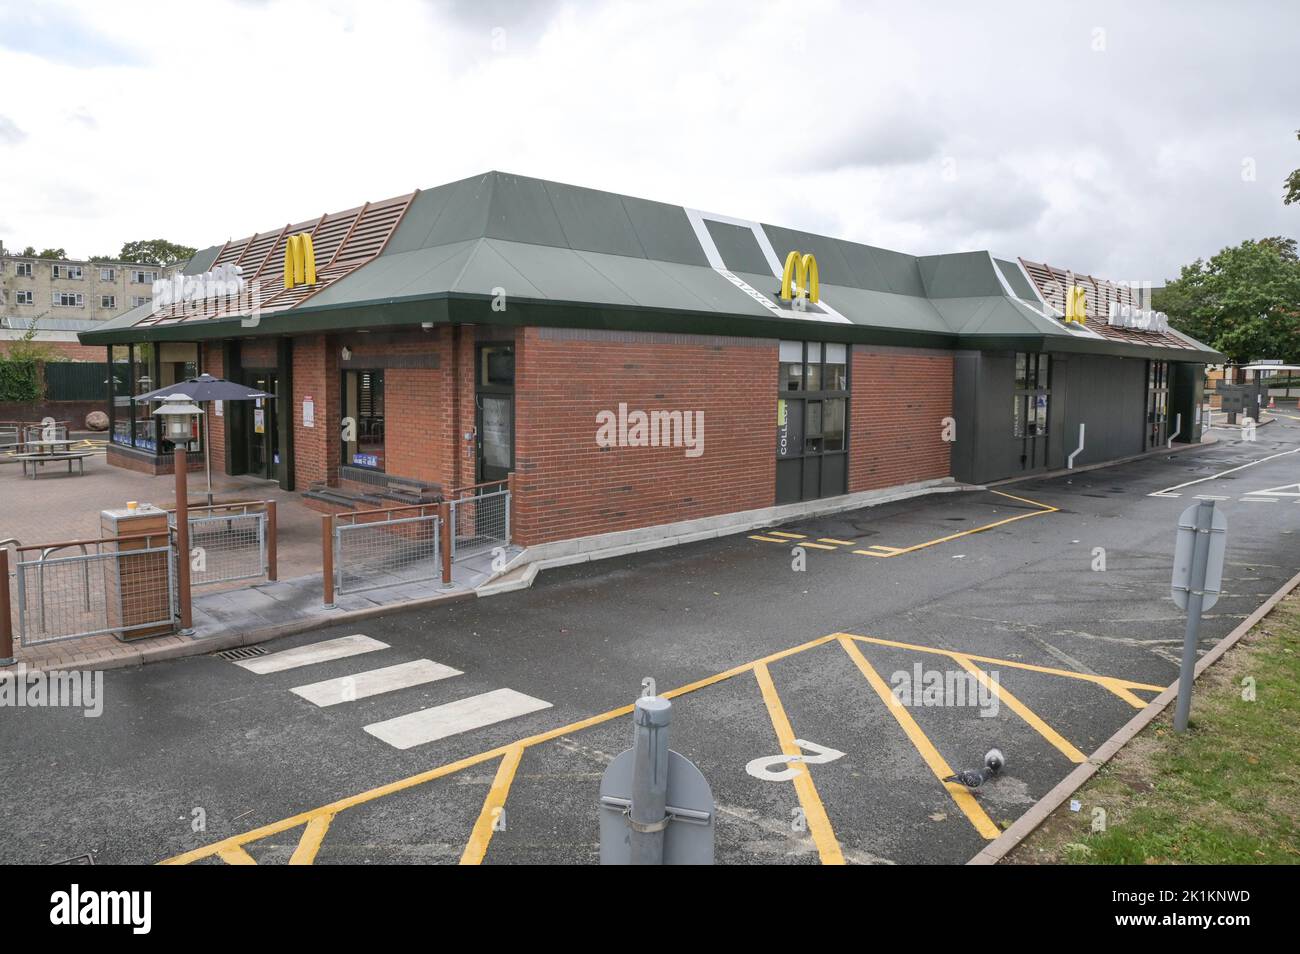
[
  {"x1": 448, "y1": 481, "x2": 511, "y2": 560},
  {"x1": 331, "y1": 504, "x2": 441, "y2": 597}
]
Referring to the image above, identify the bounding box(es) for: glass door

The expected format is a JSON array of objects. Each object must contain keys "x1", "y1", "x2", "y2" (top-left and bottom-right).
[
  {"x1": 247, "y1": 371, "x2": 278, "y2": 480},
  {"x1": 476, "y1": 343, "x2": 514, "y2": 483}
]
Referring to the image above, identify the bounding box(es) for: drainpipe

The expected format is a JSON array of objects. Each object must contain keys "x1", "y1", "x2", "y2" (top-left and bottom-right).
[
  {"x1": 1067, "y1": 423, "x2": 1085, "y2": 469},
  {"x1": 1166, "y1": 413, "x2": 1182, "y2": 449}
]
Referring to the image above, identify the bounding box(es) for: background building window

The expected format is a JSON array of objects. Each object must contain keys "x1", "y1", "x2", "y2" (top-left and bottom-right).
[
  {"x1": 343, "y1": 369, "x2": 385, "y2": 470},
  {"x1": 1012, "y1": 352, "x2": 1050, "y2": 438},
  {"x1": 15, "y1": 290, "x2": 32, "y2": 305},
  {"x1": 776, "y1": 340, "x2": 849, "y2": 503},
  {"x1": 100, "y1": 267, "x2": 116, "y2": 281},
  {"x1": 101, "y1": 295, "x2": 116, "y2": 309},
  {"x1": 15, "y1": 262, "x2": 32, "y2": 277}
]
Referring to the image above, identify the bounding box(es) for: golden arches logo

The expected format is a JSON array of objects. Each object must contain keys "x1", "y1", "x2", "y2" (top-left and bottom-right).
[
  {"x1": 283, "y1": 232, "x2": 317, "y2": 290},
  {"x1": 780, "y1": 251, "x2": 819, "y2": 303},
  {"x1": 1064, "y1": 284, "x2": 1087, "y2": 326}
]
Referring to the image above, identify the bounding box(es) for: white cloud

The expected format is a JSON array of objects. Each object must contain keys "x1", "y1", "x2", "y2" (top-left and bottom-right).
[{"x1": 0, "y1": 0, "x2": 1295, "y2": 282}]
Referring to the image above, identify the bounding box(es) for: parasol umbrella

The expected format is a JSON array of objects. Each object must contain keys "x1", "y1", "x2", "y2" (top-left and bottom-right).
[{"x1": 135, "y1": 374, "x2": 276, "y2": 505}]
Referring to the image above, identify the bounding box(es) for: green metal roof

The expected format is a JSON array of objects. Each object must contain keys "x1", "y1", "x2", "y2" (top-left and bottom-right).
[{"x1": 79, "y1": 170, "x2": 1222, "y2": 362}]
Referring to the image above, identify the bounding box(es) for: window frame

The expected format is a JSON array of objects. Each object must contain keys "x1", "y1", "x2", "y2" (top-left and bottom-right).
[
  {"x1": 1012, "y1": 352, "x2": 1051, "y2": 439},
  {"x1": 340, "y1": 367, "x2": 387, "y2": 472}
]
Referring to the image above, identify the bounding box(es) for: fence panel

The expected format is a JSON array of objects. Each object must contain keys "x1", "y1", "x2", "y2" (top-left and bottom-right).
[
  {"x1": 172, "y1": 508, "x2": 267, "y2": 586},
  {"x1": 334, "y1": 510, "x2": 441, "y2": 595},
  {"x1": 449, "y1": 486, "x2": 510, "y2": 561},
  {"x1": 44, "y1": 362, "x2": 110, "y2": 402},
  {"x1": 15, "y1": 539, "x2": 175, "y2": 646}
]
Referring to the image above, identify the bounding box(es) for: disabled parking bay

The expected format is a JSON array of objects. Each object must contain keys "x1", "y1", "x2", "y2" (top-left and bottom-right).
[{"x1": 165, "y1": 630, "x2": 1162, "y2": 866}]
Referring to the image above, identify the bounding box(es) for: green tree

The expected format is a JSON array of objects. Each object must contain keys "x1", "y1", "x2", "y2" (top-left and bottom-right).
[
  {"x1": 1285, "y1": 129, "x2": 1300, "y2": 206},
  {"x1": 37, "y1": 247, "x2": 67, "y2": 259},
  {"x1": 1154, "y1": 238, "x2": 1300, "y2": 365},
  {"x1": 19, "y1": 246, "x2": 36, "y2": 257},
  {"x1": 117, "y1": 238, "x2": 196, "y2": 267}
]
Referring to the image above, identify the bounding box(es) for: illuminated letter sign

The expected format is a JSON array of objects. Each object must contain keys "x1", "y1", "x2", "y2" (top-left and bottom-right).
[
  {"x1": 780, "y1": 251, "x2": 820, "y2": 303},
  {"x1": 283, "y1": 232, "x2": 318, "y2": 289},
  {"x1": 1064, "y1": 285, "x2": 1087, "y2": 326}
]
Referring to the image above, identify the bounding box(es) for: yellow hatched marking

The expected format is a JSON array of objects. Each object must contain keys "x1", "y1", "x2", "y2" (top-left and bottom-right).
[
  {"x1": 749, "y1": 535, "x2": 786, "y2": 543},
  {"x1": 798, "y1": 542, "x2": 837, "y2": 551},
  {"x1": 289, "y1": 813, "x2": 334, "y2": 865},
  {"x1": 818, "y1": 538, "x2": 857, "y2": 546},
  {"x1": 838, "y1": 638, "x2": 1000, "y2": 840},
  {"x1": 768, "y1": 531, "x2": 806, "y2": 539},
  {"x1": 838, "y1": 632, "x2": 1164, "y2": 694},
  {"x1": 460, "y1": 745, "x2": 525, "y2": 865},
  {"x1": 217, "y1": 845, "x2": 257, "y2": 865},
  {"x1": 753, "y1": 662, "x2": 845, "y2": 865},
  {"x1": 162, "y1": 634, "x2": 842, "y2": 865},
  {"x1": 950, "y1": 655, "x2": 1087, "y2": 763}
]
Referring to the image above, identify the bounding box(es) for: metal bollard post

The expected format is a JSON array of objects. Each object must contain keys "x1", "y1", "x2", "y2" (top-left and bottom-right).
[
  {"x1": 629, "y1": 696, "x2": 672, "y2": 864},
  {"x1": 321, "y1": 515, "x2": 335, "y2": 608},
  {"x1": 0, "y1": 547, "x2": 14, "y2": 666},
  {"x1": 1174, "y1": 500, "x2": 1215, "y2": 732}
]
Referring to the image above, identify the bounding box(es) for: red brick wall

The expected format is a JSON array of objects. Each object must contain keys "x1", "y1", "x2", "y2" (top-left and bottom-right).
[
  {"x1": 202, "y1": 346, "x2": 226, "y2": 472},
  {"x1": 848, "y1": 349, "x2": 953, "y2": 492},
  {"x1": 0, "y1": 339, "x2": 104, "y2": 361},
  {"x1": 513, "y1": 327, "x2": 777, "y2": 546},
  {"x1": 292, "y1": 335, "x2": 339, "y2": 487}
]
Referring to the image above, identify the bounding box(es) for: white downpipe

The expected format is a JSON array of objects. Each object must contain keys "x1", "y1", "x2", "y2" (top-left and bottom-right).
[
  {"x1": 1166, "y1": 412, "x2": 1182, "y2": 449},
  {"x1": 1067, "y1": 422, "x2": 1085, "y2": 469}
]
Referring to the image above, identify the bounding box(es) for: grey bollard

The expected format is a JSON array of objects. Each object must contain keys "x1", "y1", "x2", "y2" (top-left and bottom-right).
[
  {"x1": 1174, "y1": 500, "x2": 1214, "y2": 732},
  {"x1": 629, "y1": 696, "x2": 671, "y2": 864}
]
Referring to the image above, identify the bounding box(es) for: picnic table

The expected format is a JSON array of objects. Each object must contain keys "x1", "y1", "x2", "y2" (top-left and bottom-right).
[{"x1": 15, "y1": 439, "x2": 93, "y2": 478}]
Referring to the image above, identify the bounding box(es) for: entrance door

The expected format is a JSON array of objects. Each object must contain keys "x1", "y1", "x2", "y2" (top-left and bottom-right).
[
  {"x1": 246, "y1": 371, "x2": 279, "y2": 480},
  {"x1": 476, "y1": 343, "x2": 514, "y2": 483}
]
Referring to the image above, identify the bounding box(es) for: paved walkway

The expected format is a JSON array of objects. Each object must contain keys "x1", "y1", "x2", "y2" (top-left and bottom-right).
[{"x1": 2, "y1": 445, "x2": 519, "y2": 672}]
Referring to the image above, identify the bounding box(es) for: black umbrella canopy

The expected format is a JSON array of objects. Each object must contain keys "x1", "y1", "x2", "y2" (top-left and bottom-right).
[{"x1": 135, "y1": 373, "x2": 274, "y2": 403}]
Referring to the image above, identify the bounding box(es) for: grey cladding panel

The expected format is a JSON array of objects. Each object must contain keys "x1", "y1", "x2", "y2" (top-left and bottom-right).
[
  {"x1": 184, "y1": 245, "x2": 222, "y2": 275},
  {"x1": 382, "y1": 181, "x2": 462, "y2": 255},
  {"x1": 995, "y1": 258, "x2": 1037, "y2": 300},
  {"x1": 485, "y1": 173, "x2": 569, "y2": 247},
  {"x1": 705, "y1": 220, "x2": 771, "y2": 276},
  {"x1": 544, "y1": 183, "x2": 647, "y2": 258},
  {"x1": 424, "y1": 174, "x2": 495, "y2": 247},
  {"x1": 621, "y1": 197, "x2": 710, "y2": 266}
]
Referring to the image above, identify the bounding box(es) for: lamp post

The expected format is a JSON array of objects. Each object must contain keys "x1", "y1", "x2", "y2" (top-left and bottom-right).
[
  {"x1": 154, "y1": 396, "x2": 202, "y2": 634},
  {"x1": 154, "y1": 396, "x2": 211, "y2": 505}
]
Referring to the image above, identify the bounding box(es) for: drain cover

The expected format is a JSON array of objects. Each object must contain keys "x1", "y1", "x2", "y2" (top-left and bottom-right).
[
  {"x1": 52, "y1": 853, "x2": 94, "y2": 865},
  {"x1": 212, "y1": 646, "x2": 268, "y2": 661}
]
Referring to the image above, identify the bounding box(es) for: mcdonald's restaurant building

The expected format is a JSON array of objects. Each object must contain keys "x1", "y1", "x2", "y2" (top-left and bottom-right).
[{"x1": 80, "y1": 171, "x2": 1220, "y2": 550}]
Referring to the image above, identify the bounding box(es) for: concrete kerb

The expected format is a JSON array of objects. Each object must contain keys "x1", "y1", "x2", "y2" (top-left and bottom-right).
[
  {"x1": 987, "y1": 434, "x2": 1215, "y2": 489},
  {"x1": 967, "y1": 566, "x2": 1300, "y2": 866}
]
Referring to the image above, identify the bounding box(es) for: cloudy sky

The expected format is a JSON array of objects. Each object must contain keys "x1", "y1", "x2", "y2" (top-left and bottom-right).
[{"x1": 0, "y1": 0, "x2": 1296, "y2": 283}]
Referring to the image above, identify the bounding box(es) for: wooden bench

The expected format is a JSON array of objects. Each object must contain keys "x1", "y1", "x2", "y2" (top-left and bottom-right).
[{"x1": 16, "y1": 451, "x2": 92, "y2": 479}]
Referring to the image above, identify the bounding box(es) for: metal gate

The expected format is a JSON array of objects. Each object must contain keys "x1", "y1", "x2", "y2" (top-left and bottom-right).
[
  {"x1": 449, "y1": 482, "x2": 511, "y2": 560},
  {"x1": 333, "y1": 506, "x2": 441, "y2": 596},
  {"x1": 14, "y1": 536, "x2": 176, "y2": 646},
  {"x1": 172, "y1": 505, "x2": 269, "y2": 586}
]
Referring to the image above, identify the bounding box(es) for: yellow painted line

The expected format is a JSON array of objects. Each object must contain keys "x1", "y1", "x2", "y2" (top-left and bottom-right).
[
  {"x1": 797, "y1": 542, "x2": 837, "y2": 551},
  {"x1": 749, "y1": 535, "x2": 786, "y2": 543},
  {"x1": 839, "y1": 632, "x2": 1164, "y2": 694},
  {"x1": 950, "y1": 654, "x2": 1087, "y2": 763},
  {"x1": 288, "y1": 813, "x2": 334, "y2": 865},
  {"x1": 753, "y1": 662, "x2": 845, "y2": 865},
  {"x1": 460, "y1": 745, "x2": 524, "y2": 865},
  {"x1": 838, "y1": 638, "x2": 1000, "y2": 840},
  {"x1": 217, "y1": 845, "x2": 257, "y2": 865},
  {"x1": 768, "y1": 531, "x2": 806, "y2": 539},
  {"x1": 1101, "y1": 682, "x2": 1152, "y2": 709},
  {"x1": 818, "y1": 538, "x2": 857, "y2": 546},
  {"x1": 850, "y1": 490, "x2": 1059, "y2": 559},
  {"x1": 161, "y1": 633, "x2": 842, "y2": 865}
]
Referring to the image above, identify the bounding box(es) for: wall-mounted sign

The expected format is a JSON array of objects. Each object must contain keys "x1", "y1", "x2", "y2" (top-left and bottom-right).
[
  {"x1": 1064, "y1": 285, "x2": 1088, "y2": 326},
  {"x1": 302, "y1": 395, "x2": 315, "y2": 428},
  {"x1": 214, "y1": 400, "x2": 223, "y2": 418},
  {"x1": 352, "y1": 453, "x2": 379, "y2": 468},
  {"x1": 254, "y1": 408, "x2": 265, "y2": 434},
  {"x1": 779, "y1": 251, "x2": 820, "y2": 303},
  {"x1": 1108, "y1": 302, "x2": 1169, "y2": 333},
  {"x1": 283, "y1": 232, "x2": 318, "y2": 290},
  {"x1": 151, "y1": 264, "x2": 245, "y2": 313}
]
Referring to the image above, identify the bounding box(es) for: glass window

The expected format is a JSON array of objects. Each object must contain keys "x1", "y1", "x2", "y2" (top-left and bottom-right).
[
  {"x1": 804, "y1": 400, "x2": 823, "y2": 453},
  {"x1": 823, "y1": 398, "x2": 845, "y2": 451},
  {"x1": 1012, "y1": 352, "x2": 1050, "y2": 438},
  {"x1": 343, "y1": 369, "x2": 385, "y2": 470},
  {"x1": 779, "y1": 341, "x2": 804, "y2": 392},
  {"x1": 479, "y1": 344, "x2": 514, "y2": 387},
  {"x1": 110, "y1": 345, "x2": 132, "y2": 447}
]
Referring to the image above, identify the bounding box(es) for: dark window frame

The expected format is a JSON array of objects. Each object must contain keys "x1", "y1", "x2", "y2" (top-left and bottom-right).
[
  {"x1": 1012, "y1": 352, "x2": 1051, "y2": 439},
  {"x1": 340, "y1": 366, "x2": 387, "y2": 472}
]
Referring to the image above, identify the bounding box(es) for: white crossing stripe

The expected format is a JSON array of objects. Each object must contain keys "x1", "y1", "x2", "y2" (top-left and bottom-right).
[
  {"x1": 364, "y1": 688, "x2": 552, "y2": 750},
  {"x1": 290, "y1": 659, "x2": 462, "y2": 707},
  {"x1": 234, "y1": 634, "x2": 389, "y2": 675}
]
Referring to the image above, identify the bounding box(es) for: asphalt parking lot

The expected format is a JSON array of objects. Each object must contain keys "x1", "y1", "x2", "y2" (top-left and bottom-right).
[{"x1": 2, "y1": 417, "x2": 1297, "y2": 865}]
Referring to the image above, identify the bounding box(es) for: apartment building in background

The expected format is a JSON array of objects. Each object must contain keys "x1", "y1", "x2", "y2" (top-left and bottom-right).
[{"x1": 0, "y1": 243, "x2": 186, "y2": 358}]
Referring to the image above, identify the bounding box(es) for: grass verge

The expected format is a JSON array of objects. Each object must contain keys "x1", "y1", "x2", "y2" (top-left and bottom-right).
[{"x1": 1007, "y1": 591, "x2": 1300, "y2": 864}]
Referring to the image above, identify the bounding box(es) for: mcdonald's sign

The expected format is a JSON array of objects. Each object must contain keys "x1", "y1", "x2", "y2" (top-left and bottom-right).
[
  {"x1": 779, "y1": 250, "x2": 819, "y2": 303},
  {"x1": 283, "y1": 232, "x2": 318, "y2": 290},
  {"x1": 1064, "y1": 285, "x2": 1087, "y2": 326}
]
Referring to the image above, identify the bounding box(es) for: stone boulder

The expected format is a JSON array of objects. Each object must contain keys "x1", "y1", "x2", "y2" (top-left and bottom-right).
[{"x1": 85, "y1": 410, "x2": 109, "y2": 431}]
